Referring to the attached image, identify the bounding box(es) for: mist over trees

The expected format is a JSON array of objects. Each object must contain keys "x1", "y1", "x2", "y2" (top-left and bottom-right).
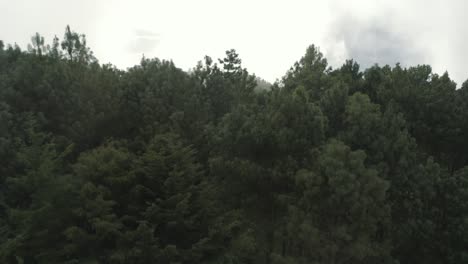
[{"x1": 1, "y1": 26, "x2": 468, "y2": 264}]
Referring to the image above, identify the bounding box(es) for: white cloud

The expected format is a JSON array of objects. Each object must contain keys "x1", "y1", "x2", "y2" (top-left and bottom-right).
[
  {"x1": 0, "y1": 0, "x2": 466, "y2": 84},
  {"x1": 324, "y1": 0, "x2": 468, "y2": 85}
]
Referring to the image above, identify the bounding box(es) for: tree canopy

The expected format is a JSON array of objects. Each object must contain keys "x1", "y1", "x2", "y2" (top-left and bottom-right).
[{"x1": 1, "y1": 26, "x2": 468, "y2": 264}]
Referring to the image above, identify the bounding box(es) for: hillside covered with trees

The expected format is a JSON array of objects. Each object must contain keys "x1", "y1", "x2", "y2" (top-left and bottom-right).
[{"x1": 1, "y1": 26, "x2": 468, "y2": 264}]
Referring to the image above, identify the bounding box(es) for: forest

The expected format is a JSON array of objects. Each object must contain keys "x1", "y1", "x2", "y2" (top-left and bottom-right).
[{"x1": 1, "y1": 26, "x2": 468, "y2": 264}]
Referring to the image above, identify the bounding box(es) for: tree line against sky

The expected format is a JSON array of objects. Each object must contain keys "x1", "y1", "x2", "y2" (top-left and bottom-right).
[{"x1": 1, "y1": 26, "x2": 468, "y2": 263}]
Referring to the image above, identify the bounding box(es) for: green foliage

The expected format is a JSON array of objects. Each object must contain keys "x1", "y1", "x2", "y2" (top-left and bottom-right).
[
  {"x1": 0, "y1": 129, "x2": 76, "y2": 263},
  {"x1": 0, "y1": 28, "x2": 467, "y2": 264},
  {"x1": 61, "y1": 25, "x2": 96, "y2": 63},
  {"x1": 287, "y1": 140, "x2": 390, "y2": 263},
  {"x1": 282, "y1": 45, "x2": 330, "y2": 100}
]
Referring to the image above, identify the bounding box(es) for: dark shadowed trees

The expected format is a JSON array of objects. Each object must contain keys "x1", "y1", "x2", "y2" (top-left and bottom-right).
[{"x1": 0, "y1": 28, "x2": 467, "y2": 264}]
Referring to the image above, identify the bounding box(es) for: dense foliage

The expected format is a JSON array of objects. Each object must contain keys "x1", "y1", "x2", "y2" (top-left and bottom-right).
[{"x1": 1, "y1": 27, "x2": 468, "y2": 263}]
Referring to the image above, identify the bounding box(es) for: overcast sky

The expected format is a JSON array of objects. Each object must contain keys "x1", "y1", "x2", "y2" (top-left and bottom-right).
[{"x1": 1, "y1": 0, "x2": 467, "y2": 85}]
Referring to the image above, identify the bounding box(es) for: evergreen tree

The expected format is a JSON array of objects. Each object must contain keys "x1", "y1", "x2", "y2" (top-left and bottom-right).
[{"x1": 1, "y1": 27, "x2": 468, "y2": 264}]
